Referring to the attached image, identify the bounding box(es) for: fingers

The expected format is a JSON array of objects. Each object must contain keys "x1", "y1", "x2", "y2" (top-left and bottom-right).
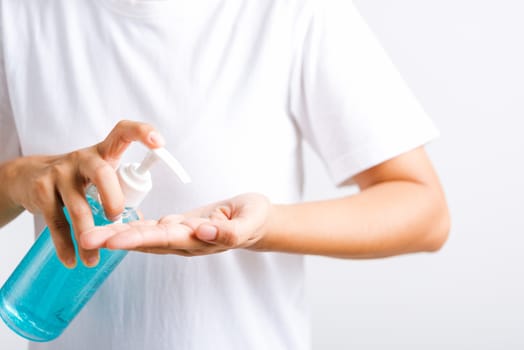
[
  {"x1": 83, "y1": 120, "x2": 164, "y2": 221},
  {"x1": 194, "y1": 195, "x2": 269, "y2": 248},
  {"x1": 195, "y1": 221, "x2": 247, "y2": 247},
  {"x1": 80, "y1": 216, "x2": 213, "y2": 252},
  {"x1": 195, "y1": 208, "x2": 249, "y2": 247},
  {"x1": 105, "y1": 218, "x2": 206, "y2": 250},
  {"x1": 79, "y1": 193, "x2": 270, "y2": 256},
  {"x1": 96, "y1": 120, "x2": 165, "y2": 163},
  {"x1": 192, "y1": 205, "x2": 228, "y2": 242},
  {"x1": 134, "y1": 247, "x2": 229, "y2": 256},
  {"x1": 31, "y1": 173, "x2": 76, "y2": 268},
  {"x1": 79, "y1": 223, "x2": 132, "y2": 249},
  {"x1": 58, "y1": 181, "x2": 100, "y2": 267},
  {"x1": 194, "y1": 224, "x2": 219, "y2": 242},
  {"x1": 40, "y1": 193, "x2": 76, "y2": 268},
  {"x1": 78, "y1": 155, "x2": 124, "y2": 221}
]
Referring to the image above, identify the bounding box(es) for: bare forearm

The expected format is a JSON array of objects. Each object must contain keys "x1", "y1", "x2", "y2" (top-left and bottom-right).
[
  {"x1": 255, "y1": 181, "x2": 450, "y2": 259},
  {"x1": 0, "y1": 160, "x2": 25, "y2": 227}
]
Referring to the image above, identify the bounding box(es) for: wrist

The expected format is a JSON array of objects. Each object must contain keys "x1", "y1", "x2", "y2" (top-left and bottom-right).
[
  {"x1": 0, "y1": 159, "x2": 21, "y2": 208},
  {"x1": 250, "y1": 202, "x2": 286, "y2": 252},
  {"x1": 0, "y1": 159, "x2": 26, "y2": 224}
]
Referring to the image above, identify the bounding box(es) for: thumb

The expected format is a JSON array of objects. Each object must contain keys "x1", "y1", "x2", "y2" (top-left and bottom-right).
[
  {"x1": 196, "y1": 218, "x2": 252, "y2": 248},
  {"x1": 96, "y1": 120, "x2": 165, "y2": 162}
]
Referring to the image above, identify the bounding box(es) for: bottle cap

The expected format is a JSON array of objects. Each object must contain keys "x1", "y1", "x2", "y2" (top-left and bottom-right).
[{"x1": 117, "y1": 148, "x2": 191, "y2": 208}]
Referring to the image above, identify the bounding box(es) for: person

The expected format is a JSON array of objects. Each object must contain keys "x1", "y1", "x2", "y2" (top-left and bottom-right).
[{"x1": 0, "y1": 0, "x2": 450, "y2": 349}]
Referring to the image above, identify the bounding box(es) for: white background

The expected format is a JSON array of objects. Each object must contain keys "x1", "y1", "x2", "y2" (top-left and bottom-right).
[{"x1": 1, "y1": 0, "x2": 523, "y2": 349}]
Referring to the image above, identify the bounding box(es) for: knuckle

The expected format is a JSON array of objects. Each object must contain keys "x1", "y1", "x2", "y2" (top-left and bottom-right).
[
  {"x1": 115, "y1": 120, "x2": 129, "y2": 129},
  {"x1": 68, "y1": 203, "x2": 92, "y2": 220},
  {"x1": 137, "y1": 123, "x2": 151, "y2": 135},
  {"x1": 50, "y1": 217, "x2": 70, "y2": 235},
  {"x1": 50, "y1": 162, "x2": 70, "y2": 180},
  {"x1": 66, "y1": 150, "x2": 80, "y2": 163},
  {"x1": 104, "y1": 202, "x2": 124, "y2": 218},
  {"x1": 92, "y1": 163, "x2": 114, "y2": 185},
  {"x1": 31, "y1": 177, "x2": 51, "y2": 200},
  {"x1": 66, "y1": 150, "x2": 88, "y2": 166},
  {"x1": 25, "y1": 205, "x2": 39, "y2": 214}
]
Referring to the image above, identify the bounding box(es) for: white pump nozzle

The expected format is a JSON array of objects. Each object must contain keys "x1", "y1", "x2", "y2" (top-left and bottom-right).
[
  {"x1": 117, "y1": 148, "x2": 191, "y2": 208},
  {"x1": 135, "y1": 148, "x2": 191, "y2": 183}
]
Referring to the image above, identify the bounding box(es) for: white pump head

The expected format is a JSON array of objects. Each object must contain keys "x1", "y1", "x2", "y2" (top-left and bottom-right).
[{"x1": 117, "y1": 148, "x2": 191, "y2": 208}]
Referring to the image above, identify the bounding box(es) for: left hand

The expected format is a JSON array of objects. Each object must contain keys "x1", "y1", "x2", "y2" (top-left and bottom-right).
[{"x1": 79, "y1": 193, "x2": 273, "y2": 256}]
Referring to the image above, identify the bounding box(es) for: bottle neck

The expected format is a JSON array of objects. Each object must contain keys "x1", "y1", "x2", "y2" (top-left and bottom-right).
[{"x1": 85, "y1": 185, "x2": 139, "y2": 224}]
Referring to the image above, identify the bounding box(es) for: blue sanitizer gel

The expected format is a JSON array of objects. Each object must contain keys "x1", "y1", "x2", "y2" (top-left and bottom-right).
[
  {"x1": 0, "y1": 190, "x2": 139, "y2": 342},
  {"x1": 0, "y1": 148, "x2": 191, "y2": 342}
]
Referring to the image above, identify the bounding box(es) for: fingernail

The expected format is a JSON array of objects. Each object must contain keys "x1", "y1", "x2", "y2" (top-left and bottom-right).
[
  {"x1": 86, "y1": 255, "x2": 99, "y2": 268},
  {"x1": 198, "y1": 225, "x2": 218, "y2": 241},
  {"x1": 148, "y1": 131, "x2": 165, "y2": 147},
  {"x1": 108, "y1": 214, "x2": 122, "y2": 223},
  {"x1": 65, "y1": 257, "x2": 77, "y2": 269}
]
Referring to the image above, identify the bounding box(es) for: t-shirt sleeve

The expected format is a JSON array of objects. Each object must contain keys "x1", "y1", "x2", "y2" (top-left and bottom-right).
[
  {"x1": 290, "y1": 0, "x2": 439, "y2": 185},
  {"x1": 0, "y1": 18, "x2": 21, "y2": 164}
]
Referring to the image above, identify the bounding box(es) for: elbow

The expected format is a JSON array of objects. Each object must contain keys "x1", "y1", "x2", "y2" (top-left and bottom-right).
[{"x1": 422, "y1": 197, "x2": 451, "y2": 253}]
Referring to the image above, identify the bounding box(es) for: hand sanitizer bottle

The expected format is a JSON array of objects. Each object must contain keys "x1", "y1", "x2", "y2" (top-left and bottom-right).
[{"x1": 0, "y1": 148, "x2": 190, "y2": 342}]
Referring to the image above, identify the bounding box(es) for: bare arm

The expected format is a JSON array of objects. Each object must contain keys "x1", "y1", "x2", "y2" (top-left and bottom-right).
[
  {"x1": 0, "y1": 159, "x2": 26, "y2": 227},
  {"x1": 256, "y1": 147, "x2": 449, "y2": 258}
]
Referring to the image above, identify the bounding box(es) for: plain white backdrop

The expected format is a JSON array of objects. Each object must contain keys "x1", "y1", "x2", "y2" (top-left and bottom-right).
[{"x1": 1, "y1": 0, "x2": 523, "y2": 349}]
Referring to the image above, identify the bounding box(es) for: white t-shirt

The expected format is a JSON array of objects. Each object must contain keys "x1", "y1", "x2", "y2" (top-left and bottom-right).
[{"x1": 0, "y1": 0, "x2": 439, "y2": 349}]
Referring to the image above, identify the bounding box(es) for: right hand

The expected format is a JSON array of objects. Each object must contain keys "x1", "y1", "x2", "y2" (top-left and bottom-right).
[{"x1": 1, "y1": 120, "x2": 165, "y2": 268}]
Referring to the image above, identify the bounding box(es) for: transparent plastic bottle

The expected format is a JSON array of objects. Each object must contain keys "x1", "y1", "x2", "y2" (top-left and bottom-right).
[
  {"x1": 0, "y1": 148, "x2": 190, "y2": 342},
  {"x1": 0, "y1": 187, "x2": 138, "y2": 341}
]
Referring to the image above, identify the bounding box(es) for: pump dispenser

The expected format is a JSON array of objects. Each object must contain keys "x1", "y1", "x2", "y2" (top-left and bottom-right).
[
  {"x1": 0, "y1": 147, "x2": 190, "y2": 342},
  {"x1": 118, "y1": 148, "x2": 191, "y2": 208}
]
